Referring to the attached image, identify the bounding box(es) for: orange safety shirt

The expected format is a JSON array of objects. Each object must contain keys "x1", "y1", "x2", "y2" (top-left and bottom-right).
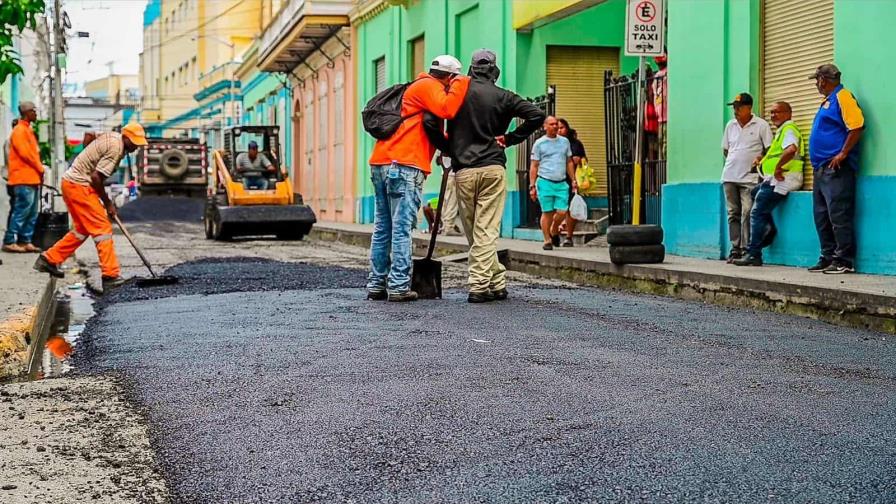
[
  {"x1": 369, "y1": 73, "x2": 470, "y2": 174},
  {"x1": 7, "y1": 119, "x2": 44, "y2": 185}
]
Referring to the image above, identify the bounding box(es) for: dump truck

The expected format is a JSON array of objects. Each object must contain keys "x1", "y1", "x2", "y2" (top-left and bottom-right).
[
  {"x1": 204, "y1": 125, "x2": 316, "y2": 241},
  {"x1": 136, "y1": 137, "x2": 208, "y2": 197}
]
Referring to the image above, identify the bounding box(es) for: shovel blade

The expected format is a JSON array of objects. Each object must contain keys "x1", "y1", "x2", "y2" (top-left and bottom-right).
[
  {"x1": 134, "y1": 276, "x2": 180, "y2": 288},
  {"x1": 411, "y1": 258, "x2": 442, "y2": 299}
]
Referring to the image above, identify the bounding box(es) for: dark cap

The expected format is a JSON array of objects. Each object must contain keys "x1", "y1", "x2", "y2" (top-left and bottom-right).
[
  {"x1": 808, "y1": 63, "x2": 841, "y2": 81},
  {"x1": 727, "y1": 92, "x2": 753, "y2": 107},
  {"x1": 471, "y1": 48, "x2": 497, "y2": 66},
  {"x1": 248, "y1": 140, "x2": 258, "y2": 149}
]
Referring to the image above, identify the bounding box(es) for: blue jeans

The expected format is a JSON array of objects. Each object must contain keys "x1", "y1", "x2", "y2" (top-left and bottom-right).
[
  {"x1": 242, "y1": 175, "x2": 269, "y2": 190},
  {"x1": 4, "y1": 185, "x2": 39, "y2": 245},
  {"x1": 746, "y1": 181, "x2": 786, "y2": 258},
  {"x1": 367, "y1": 164, "x2": 424, "y2": 294}
]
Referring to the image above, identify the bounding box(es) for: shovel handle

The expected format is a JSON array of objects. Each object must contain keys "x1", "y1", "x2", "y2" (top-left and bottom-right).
[
  {"x1": 112, "y1": 214, "x2": 158, "y2": 278},
  {"x1": 427, "y1": 165, "x2": 451, "y2": 260}
]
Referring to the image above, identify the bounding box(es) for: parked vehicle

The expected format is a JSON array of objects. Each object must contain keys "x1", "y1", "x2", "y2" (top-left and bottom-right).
[{"x1": 136, "y1": 137, "x2": 208, "y2": 197}]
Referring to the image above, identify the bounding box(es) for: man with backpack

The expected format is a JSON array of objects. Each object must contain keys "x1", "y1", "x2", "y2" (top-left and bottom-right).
[
  {"x1": 446, "y1": 49, "x2": 546, "y2": 303},
  {"x1": 364, "y1": 55, "x2": 470, "y2": 302}
]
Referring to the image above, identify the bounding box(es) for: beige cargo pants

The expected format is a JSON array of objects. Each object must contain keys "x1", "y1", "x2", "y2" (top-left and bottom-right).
[{"x1": 455, "y1": 165, "x2": 507, "y2": 293}]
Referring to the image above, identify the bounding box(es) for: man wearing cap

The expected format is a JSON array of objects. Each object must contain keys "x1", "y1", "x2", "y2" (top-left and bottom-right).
[
  {"x1": 235, "y1": 141, "x2": 275, "y2": 190},
  {"x1": 807, "y1": 63, "x2": 865, "y2": 274},
  {"x1": 3, "y1": 102, "x2": 44, "y2": 253},
  {"x1": 721, "y1": 92, "x2": 773, "y2": 263},
  {"x1": 366, "y1": 55, "x2": 470, "y2": 302},
  {"x1": 34, "y1": 123, "x2": 149, "y2": 292},
  {"x1": 442, "y1": 48, "x2": 544, "y2": 303}
]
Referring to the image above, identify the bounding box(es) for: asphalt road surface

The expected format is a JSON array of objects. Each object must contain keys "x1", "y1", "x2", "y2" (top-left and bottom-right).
[{"x1": 75, "y1": 256, "x2": 896, "y2": 503}]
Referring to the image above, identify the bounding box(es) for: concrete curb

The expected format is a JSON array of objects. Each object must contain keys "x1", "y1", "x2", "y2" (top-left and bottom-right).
[
  {"x1": 24, "y1": 278, "x2": 58, "y2": 380},
  {"x1": 310, "y1": 225, "x2": 896, "y2": 334}
]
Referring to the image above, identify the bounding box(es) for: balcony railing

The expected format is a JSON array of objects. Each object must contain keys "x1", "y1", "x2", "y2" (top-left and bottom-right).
[{"x1": 258, "y1": 0, "x2": 352, "y2": 69}]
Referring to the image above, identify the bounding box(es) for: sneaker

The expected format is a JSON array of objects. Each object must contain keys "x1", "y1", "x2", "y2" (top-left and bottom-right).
[
  {"x1": 491, "y1": 288, "x2": 508, "y2": 301},
  {"x1": 388, "y1": 290, "x2": 418, "y2": 302},
  {"x1": 2, "y1": 243, "x2": 27, "y2": 253},
  {"x1": 823, "y1": 261, "x2": 855, "y2": 275},
  {"x1": 542, "y1": 243, "x2": 554, "y2": 251},
  {"x1": 551, "y1": 234, "x2": 561, "y2": 247},
  {"x1": 101, "y1": 276, "x2": 127, "y2": 292},
  {"x1": 33, "y1": 255, "x2": 64, "y2": 278},
  {"x1": 562, "y1": 238, "x2": 574, "y2": 248},
  {"x1": 21, "y1": 243, "x2": 41, "y2": 253},
  {"x1": 807, "y1": 258, "x2": 832, "y2": 273},
  {"x1": 366, "y1": 290, "x2": 387, "y2": 301},
  {"x1": 468, "y1": 290, "x2": 496, "y2": 303},
  {"x1": 733, "y1": 254, "x2": 763, "y2": 267}
]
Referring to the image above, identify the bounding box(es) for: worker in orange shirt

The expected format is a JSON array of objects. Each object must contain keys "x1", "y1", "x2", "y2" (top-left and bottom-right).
[
  {"x1": 365, "y1": 55, "x2": 470, "y2": 302},
  {"x1": 3, "y1": 102, "x2": 44, "y2": 253},
  {"x1": 34, "y1": 123, "x2": 148, "y2": 292}
]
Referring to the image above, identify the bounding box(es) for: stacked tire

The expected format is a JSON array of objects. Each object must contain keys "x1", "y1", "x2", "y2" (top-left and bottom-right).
[{"x1": 607, "y1": 225, "x2": 665, "y2": 265}]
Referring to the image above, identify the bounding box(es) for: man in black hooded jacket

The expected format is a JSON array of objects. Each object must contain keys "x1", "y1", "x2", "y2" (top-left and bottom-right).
[{"x1": 445, "y1": 49, "x2": 545, "y2": 303}]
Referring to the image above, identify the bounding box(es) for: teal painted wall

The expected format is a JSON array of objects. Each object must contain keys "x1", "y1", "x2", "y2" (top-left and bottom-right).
[{"x1": 662, "y1": 0, "x2": 896, "y2": 274}]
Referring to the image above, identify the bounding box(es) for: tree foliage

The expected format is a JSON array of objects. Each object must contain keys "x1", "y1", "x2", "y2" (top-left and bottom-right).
[{"x1": 0, "y1": 0, "x2": 46, "y2": 85}]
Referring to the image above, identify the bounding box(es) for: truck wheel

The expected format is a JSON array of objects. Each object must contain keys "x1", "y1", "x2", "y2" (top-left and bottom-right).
[
  {"x1": 609, "y1": 244, "x2": 665, "y2": 265},
  {"x1": 159, "y1": 149, "x2": 189, "y2": 179},
  {"x1": 606, "y1": 225, "x2": 664, "y2": 246}
]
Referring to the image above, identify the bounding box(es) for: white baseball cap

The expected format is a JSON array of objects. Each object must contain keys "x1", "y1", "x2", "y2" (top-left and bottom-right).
[{"x1": 430, "y1": 55, "x2": 462, "y2": 75}]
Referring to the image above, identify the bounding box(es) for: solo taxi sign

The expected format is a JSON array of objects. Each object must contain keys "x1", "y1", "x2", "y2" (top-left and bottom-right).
[{"x1": 625, "y1": 0, "x2": 665, "y2": 56}]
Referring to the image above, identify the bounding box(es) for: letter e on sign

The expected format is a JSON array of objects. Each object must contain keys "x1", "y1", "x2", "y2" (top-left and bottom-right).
[{"x1": 625, "y1": 0, "x2": 665, "y2": 56}]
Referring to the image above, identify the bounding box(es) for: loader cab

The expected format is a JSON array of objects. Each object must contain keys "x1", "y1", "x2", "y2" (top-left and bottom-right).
[{"x1": 223, "y1": 126, "x2": 284, "y2": 188}]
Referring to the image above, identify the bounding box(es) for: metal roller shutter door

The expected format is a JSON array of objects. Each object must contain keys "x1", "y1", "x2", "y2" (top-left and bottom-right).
[
  {"x1": 547, "y1": 46, "x2": 620, "y2": 196},
  {"x1": 762, "y1": 0, "x2": 834, "y2": 190}
]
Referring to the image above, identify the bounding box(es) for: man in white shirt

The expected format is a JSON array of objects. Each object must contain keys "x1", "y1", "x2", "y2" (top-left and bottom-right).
[
  {"x1": 721, "y1": 92, "x2": 772, "y2": 262},
  {"x1": 235, "y1": 141, "x2": 275, "y2": 190}
]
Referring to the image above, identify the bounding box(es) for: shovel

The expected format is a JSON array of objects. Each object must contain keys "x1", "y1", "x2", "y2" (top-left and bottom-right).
[
  {"x1": 112, "y1": 214, "x2": 179, "y2": 287},
  {"x1": 411, "y1": 166, "x2": 451, "y2": 299}
]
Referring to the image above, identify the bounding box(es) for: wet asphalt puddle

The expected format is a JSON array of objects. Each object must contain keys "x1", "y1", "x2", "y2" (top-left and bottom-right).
[{"x1": 65, "y1": 257, "x2": 896, "y2": 503}]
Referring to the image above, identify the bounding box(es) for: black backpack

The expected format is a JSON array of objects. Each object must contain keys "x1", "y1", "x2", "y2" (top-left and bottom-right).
[{"x1": 362, "y1": 79, "x2": 423, "y2": 140}]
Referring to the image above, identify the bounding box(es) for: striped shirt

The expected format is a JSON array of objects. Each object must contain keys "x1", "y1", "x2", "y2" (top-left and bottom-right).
[{"x1": 63, "y1": 132, "x2": 124, "y2": 186}]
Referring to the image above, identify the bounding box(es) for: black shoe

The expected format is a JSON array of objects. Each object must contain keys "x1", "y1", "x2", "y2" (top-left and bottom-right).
[
  {"x1": 366, "y1": 290, "x2": 387, "y2": 301},
  {"x1": 543, "y1": 243, "x2": 554, "y2": 251},
  {"x1": 725, "y1": 249, "x2": 744, "y2": 264},
  {"x1": 823, "y1": 261, "x2": 855, "y2": 275},
  {"x1": 808, "y1": 258, "x2": 832, "y2": 273},
  {"x1": 33, "y1": 255, "x2": 64, "y2": 278},
  {"x1": 491, "y1": 288, "x2": 508, "y2": 301},
  {"x1": 551, "y1": 234, "x2": 561, "y2": 247},
  {"x1": 562, "y1": 238, "x2": 574, "y2": 248},
  {"x1": 468, "y1": 290, "x2": 496, "y2": 303},
  {"x1": 388, "y1": 290, "x2": 419, "y2": 302},
  {"x1": 101, "y1": 276, "x2": 126, "y2": 292},
  {"x1": 733, "y1": 254, "x2": 763, "y2": 267}
]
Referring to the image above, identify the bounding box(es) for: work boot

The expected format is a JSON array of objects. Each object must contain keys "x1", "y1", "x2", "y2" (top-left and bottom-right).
[
  {"x1": 387, "y1": 290, "x2": 418, "y2": 302},
  {"x1": 21, "y1": 243, "x2": 41, "y2": 253},
  {"x1": 491, "y1": 288, "x2": 508, "y2": 301},
  {"x1": 101, "y1": 276, "x2": 127, "y2": 292},
  {"x1": 366, "y1": 290, "x2": 387, "y2": 301},
  {"x1": 33, "y1": 255, "x2": 64, "y2": 278},
  {"x1": 2, "y1": 243, "x2": 27, "y2": 253},
  {"x1": 468, "y1": 290, "x2": 496, "y2": 304},
  {"x1": 733, "y1": 254, "x2": 763, "y2": 267},
  {"x1": 807, "y1": 258, "x2": 832, "y2": 273}
]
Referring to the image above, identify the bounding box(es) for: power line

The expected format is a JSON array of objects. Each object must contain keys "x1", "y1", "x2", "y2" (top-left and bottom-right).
[{"x1": 141, "y1": 4, "x2": 262, "y2": 51}]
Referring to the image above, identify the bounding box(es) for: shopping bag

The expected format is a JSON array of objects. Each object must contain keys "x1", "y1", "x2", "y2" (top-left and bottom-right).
[
  {"x1": 569, "y1": 193, "x2": 588, "y2": 221},
  {"x1": 576, "y1": 161, "x2": 600, "y2": 196}
]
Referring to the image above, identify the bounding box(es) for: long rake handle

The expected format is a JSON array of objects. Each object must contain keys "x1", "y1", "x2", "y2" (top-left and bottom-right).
[
  {"x1": 427, "y1": 165, "x2": 451, "y2": 261},
  {"x1": 113, "y1": 214, "x2": 158, "y2": 278}
]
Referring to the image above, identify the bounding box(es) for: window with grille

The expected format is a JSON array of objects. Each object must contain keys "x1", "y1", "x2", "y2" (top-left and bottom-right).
[
  {"x1": 409, "y1": 36, "x2": 425, "y2": 80},
  {"x1": 374, "y1": 57, "x2": 386, "y2": 93}
]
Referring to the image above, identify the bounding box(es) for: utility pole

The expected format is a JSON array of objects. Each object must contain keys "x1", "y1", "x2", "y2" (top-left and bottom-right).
[{"x1": 50, "y1": 0, "x2": 66, "y2": 188}]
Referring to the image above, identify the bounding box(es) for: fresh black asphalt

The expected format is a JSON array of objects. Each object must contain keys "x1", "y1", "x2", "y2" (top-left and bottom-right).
[{"x1": 76, "y1": 258, "x2": 896, "y2": 503}]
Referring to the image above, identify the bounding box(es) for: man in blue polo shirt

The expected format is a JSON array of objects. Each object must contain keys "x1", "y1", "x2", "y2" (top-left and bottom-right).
[
  {"x1": 807, "y1": 63, "x2": 865, "y2": 274},
  {"x1": 529, "y1": 116, "x2": 577, "y2": 250}
]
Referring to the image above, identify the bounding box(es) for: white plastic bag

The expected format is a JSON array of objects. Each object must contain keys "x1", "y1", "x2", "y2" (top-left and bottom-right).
[{"x1": 569, "y1": 193, "x2": 587, "y2": 221}]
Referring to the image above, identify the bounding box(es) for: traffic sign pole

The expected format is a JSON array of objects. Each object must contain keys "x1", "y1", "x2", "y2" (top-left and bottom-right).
[{"x1": 632, "y1": 55, "x2": 644, "y2": 226}]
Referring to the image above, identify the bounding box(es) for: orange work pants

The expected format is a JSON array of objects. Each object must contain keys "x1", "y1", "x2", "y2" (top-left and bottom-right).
[{"x1": 44, "y1": 179, "x2": 120, "y2": 278}]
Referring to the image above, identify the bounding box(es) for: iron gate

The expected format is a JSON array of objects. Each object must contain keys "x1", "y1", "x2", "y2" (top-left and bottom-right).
[
  {"x1": 515, "y1": 86, "x2": 556, "y2": 228},
  {"x1": 604, "y1": 70, "x2": 667, "y2": 226}
]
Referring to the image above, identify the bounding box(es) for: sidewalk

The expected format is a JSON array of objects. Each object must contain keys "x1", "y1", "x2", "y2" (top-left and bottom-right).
[{"x1": 312, "y1": 222, "x2": 896, "y2": 334}]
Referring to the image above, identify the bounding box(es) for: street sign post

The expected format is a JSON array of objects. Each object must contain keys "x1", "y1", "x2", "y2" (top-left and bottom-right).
[
  {"x1": 625, "y1": 0, "x2": 665, "y2": 224},
  {"x1": 625, "y1": 0, "x2": 665, "y2": 57}
]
